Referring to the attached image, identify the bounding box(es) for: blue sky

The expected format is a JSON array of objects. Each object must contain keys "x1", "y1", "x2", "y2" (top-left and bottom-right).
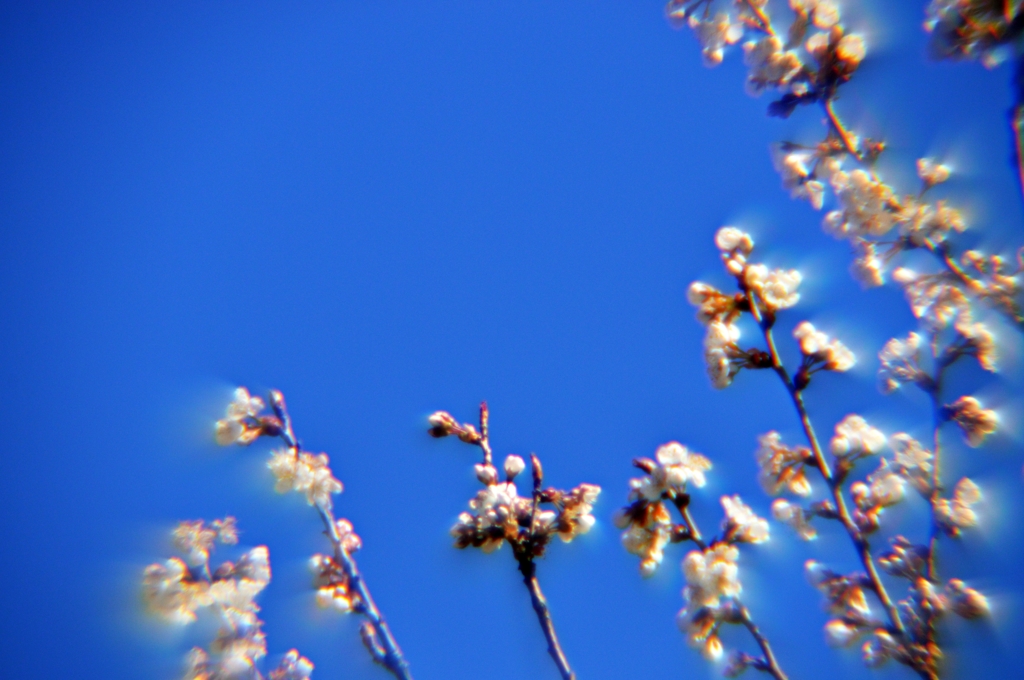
[{"x1": 1, "y1": 2, "x2": 1021, "y2": 679}]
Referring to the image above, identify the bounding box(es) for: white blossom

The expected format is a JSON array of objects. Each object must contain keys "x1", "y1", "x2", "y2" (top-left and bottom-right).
[
  {"x1": 721, "y1": 495, "x2": 769, "y2": 543},
  {"x1": 793, "y1": 321, "x2": 856, "y2": 371},
  {"x1": 503, "y1": 454, "x2": 526, "y2": 480},
  {"x1": 744, "y1": 264, "x2": 802, "y2": 311},
  {"x1": 743, "y1": 36, "x2": 803, "y2": 94},
  {"x1": 825, "y1": 619, "x2": 859, "y2": 647},
  {"x1": 268, "y1": 449, "x2": 344, "y2": 510},
  {"x1": 831, "y1": 415, "x2": 885, "y2": 457},
  {"x1": 878, "y1": 332, "x2": 924, "y2": 393},
  {"x1": 935, "y1": 478, "x2": 982, "y2": 530},
  {"x1": 689, "y1": 13, "x2": 744, "y2": 66},
  {"x1": 772, "y1": 499, "x2": 817, "y2": 540},
  {"x1": 216, "y1": 387, "x2": 266, "y2": 446},
  {"x1": 825, "y1": 169, "x2": 897, "y2": 239},
  {"x1": 756, "y1": 431, "x2": 812, "y2": 496},
  {"x1": 892, "y1": 268, "x2": 969, "y2": 330},
  {"x1": 682, "y1": 543, "x2": 741, "y2": 610},
  {"x1": 917, "y1": 157, "x2": 951, "y2": 186},
  {"x1": 947, "y1": 396, "x2": 998, "y2": 447},
  {"x1": 270, "y1": 649, "x2": 315, "y2": 680}
]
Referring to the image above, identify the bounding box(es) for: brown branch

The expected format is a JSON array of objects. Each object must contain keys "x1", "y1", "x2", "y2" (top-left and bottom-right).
[
  {"x1": 517, "y1": 557, "x2": 576, "y2": 680},
  {"x1": 742, "y1": 0, "x2": 776, "y2": 36},
  {"x1": 823, "y1": 98, "x2": 862, "y2": 161},
  {"x1": 738, "y1": 605, "x2": 788, "y2": 680}
]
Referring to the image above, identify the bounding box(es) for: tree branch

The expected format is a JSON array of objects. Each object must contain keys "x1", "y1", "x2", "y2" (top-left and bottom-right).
[{"x1": 516, "y1": 557, "x2": 576, "y2": 680}]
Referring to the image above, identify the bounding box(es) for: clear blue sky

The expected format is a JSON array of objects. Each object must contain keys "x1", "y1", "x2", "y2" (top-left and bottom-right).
[{"x1": 1, "y1": 2, "x2": 1021, "y2": 679}]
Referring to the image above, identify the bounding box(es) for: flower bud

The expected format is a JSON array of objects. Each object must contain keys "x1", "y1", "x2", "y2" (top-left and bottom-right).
[
  {"x1": 427, "y1": 411, "x2": 458, "y2": 437},
  {"x1": 474, "y1": 463, "x2": 498, "y2": 486},
  {"x1": 457, "y1": 423, "x2": 482, "y2": 444},
  {"x1": 503, "y1": 454, "x2": 526, "y2": 480}
]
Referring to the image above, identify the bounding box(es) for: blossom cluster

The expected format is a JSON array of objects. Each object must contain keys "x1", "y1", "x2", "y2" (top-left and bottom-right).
[
  {"x1": 925, "y1": 0, "x2": 1024, "y2": 67},
  {"x1": 428, "y1": 406, "x2": 600, "y2": 559},
  {"x1": 142, "y1": 518, "x2": 314, "y2": 680},
  {"x1": 309, "y1": 519, "x2": 363, "y2": 612},
  {"x1": 616, "y1": 442, "x2": 777, "y2": 671},
  {"x1": 689, "y1": 226, "x2": 858, "y2": 393},
  {"x1": 216, "y1": 388, "x2": 344, "y2": 511},
  {"x1": 670, "y1": 1, "x2": 1023, "y2": 329},
  {"x1": 212, "y1": 388, "x2": 411, "y2": 679}
]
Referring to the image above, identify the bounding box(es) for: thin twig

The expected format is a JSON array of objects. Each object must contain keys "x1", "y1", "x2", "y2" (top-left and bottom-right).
[
  {"x1": 738, "y1": 605, "x2": 788, "y2": 680},
  {"x1": 926, "y1": 336, "x2": 948, "y2": 583},
  {"x1": 823, "y1": 99, "x2": 862, "y2": 161},
  {"x1": 517, "y1": 557, "x2": 576, "y2": 680},
  {"x1": 742, "y1": 0, "x2": 776, "y2": 36}
]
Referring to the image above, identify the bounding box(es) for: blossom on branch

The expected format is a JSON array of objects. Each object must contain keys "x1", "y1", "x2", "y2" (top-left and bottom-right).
[
  {"x1": 268, "y1": 449, "x2": 343, "y2": 510},
  {"x1": 756, "y1": 431, "x2": 812, "y2": 497},
  {"x1": 945, "y1": 395, "x2": 998, "y2": 446},
  {"x1": 793, "y1": 321, "x2": 855, "y2": 371},
  {"x1": 830, "y1": 414, "x2": 885, "y2": 458},
  {"x1": 721, "y1": 495, "x2": 769, "y2": 544}
]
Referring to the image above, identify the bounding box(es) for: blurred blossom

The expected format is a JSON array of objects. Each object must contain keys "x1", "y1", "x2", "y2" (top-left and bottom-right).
[{"x1": 830, "y1": 414, "x2": 885, "y2": 457}]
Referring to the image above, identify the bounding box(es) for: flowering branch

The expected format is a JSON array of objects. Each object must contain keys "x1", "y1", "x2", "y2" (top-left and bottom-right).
[
  {"x1": 924, "y1": 1, "x2": 1024, "y2": 207},
  {"x1": 615, "y1": 441, "x2": 786, "y2": 679},
  {"x1": 668, "y1": 0, "x2": 1024, "y2": 329},
  {"x1": 689, "y1": 226, "x2": 998, "y2": 677},
  {"x1": 142, "y1": 518, "x2": 316, "y2": 680},
  {"x1": 740, "y1": 268, "x2": 914, "y2": 663},
  {"x1": 427, "y1": 403, "x2": 600, "y2": 680},
  {"x1": 216, "y1": 388, "x2": 413, "y2": 680}
]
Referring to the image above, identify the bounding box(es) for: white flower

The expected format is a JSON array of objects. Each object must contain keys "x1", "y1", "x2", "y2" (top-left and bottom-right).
[
  {"x1": 142, "y1": 557, "x2": 209, "y2": 624},
  {"x1": 956, "y1": 318, "x2": 997, "y2": 372},
  {"x1": 503, "y1": 455, "x2": 526, "y2": 480},
  {"x1": 269, "y1": 650, "x2": 314, "y2": 680},
  {"x1": 703, "y1": 320, "x2": 743, "y2": 388},
  {"x1": 743, "y1": 36, "x2": 803, "y2": 94},
  {"x1": 555, "y1": 484, "x2": 600, "y2": 542},
  {"x1": 621, "y1": 502, "x2": 672, "y2": 577},
  {"x1": 830, "y1": 415, "x2": 885, "y2": 457},
  {"x1": 836, "y1": 34, "x2": 866, "y2": 67},
  {"x1": 772, "y1": 499, "x2": 816, "y2": 540},
  {"x1": 825, "y1": 619, "x2": 859, "y2": 647},
  {"x1": 793, "y1": 321, "x2": 856, "y2": 371},
  {"x1": 935, "y1": 478, "x2": 982, "y2": 530},
  {"x1": 172, "y1": 520, "x2": 218, "y2": 567},
  {"x1": 917, "y1": 157, "x2": 951, "y2": 186},
  {"x1": 850, "y1": 241, "x2": 884, "y2": 288},
  {"x1": 715, "y1": 226, "x2": 754, "y2": 254},
  {"x1": 688, "y1": 281, "x2": 740, "y2": 325},
  {"x1": 756, "y1": 431, "x2": 812, "y2": 496},
  {"x1": 946, "y1": 579, "x2": 990, "y2": 619},
  {"x1": 878, "y1": 332, "x2": 924, "y2": 393},
  {"x1": 825, "y1": 169, "x2": 897, "y2": 239},
  {"x1": 721, "y1": 495, "x2": 769, "y2": 543},
  {"x1": 656, "y1": 442, "x2": 713, "y2": 489},
  {"x1": 682, "y1": 543, "x2": 741, "y2": 610},
  {"x1": 947, "y1": 396, "x2": 998, "y2": 447},
  {"x1": 216, "y1": 387, "x2": 266, "y2": 446},
  {"x1": 866, "y1": 462, "x2": 906, "y2": 508},
  {"x1": 889, "y1": 433, "x2": 933, "y2": 473},
  {"x1": 268, "y1": 449, "x2": 344, "y2": 510},
  {"x1": 689, "y1": 13, "x2": 744, "y2": 66},
  {"x1": 744, "y1": 264, "x2": 802, "y2": 311},
  {"x1": 892, "y1": 268, "x2": 969, "y2": 330}
]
